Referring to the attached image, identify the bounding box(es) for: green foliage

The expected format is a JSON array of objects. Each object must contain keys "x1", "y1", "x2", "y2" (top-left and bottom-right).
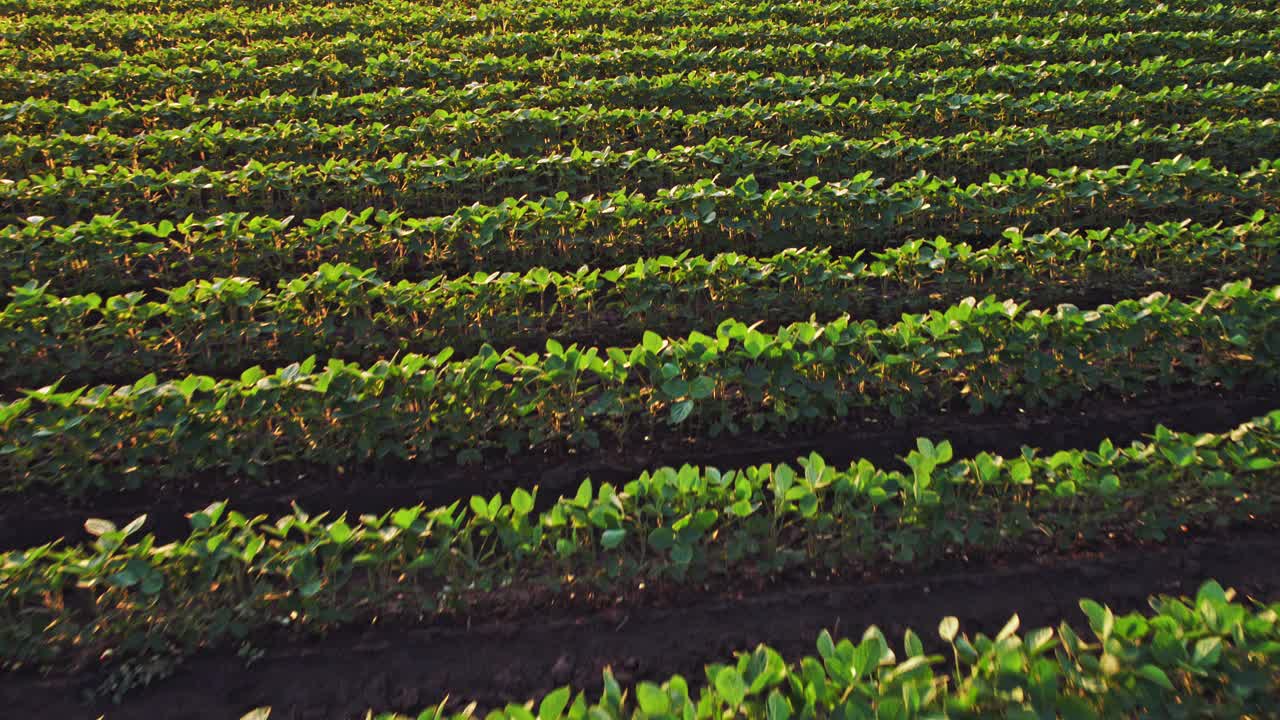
[
  {"x1": 3, "y1": 0, "x2": 1280, "y2": 701},
  {"x1": 2, "y1": 413, "x2": 1278, "y2": 667},
  {"x1": 4, "y1": 212, "x2": 1275, "y2": 389},
  {"x1": 4, "y1": 155, "x2": 1276, "y2": 295},
  {"x1": 6, "y1": 55, "x2": 1278, "y2": 177},
  {"x1": 6, "y1": 0, "x2": 1276, "y2": 83},
  {"x1": 3, "y1": 280, "x2": 1279, "y2": 493}
]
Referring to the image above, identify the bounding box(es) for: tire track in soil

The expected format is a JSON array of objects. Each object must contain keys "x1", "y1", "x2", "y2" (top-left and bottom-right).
[
  {"x1": 1, "y1": 386, "x2": 1274, "y2": 550},
  {"x1": 3, "y1": 526, "x2": 1277, "y2": 720}
]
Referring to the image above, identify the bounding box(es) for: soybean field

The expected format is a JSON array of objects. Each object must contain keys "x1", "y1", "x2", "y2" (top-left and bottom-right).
[{"x1": 1, "y1": 0, "x2": 1280, "y2": 717}]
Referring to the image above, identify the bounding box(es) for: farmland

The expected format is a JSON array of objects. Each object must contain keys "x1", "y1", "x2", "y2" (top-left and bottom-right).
[{"x1": 2, "y1": 0, "x2": 1280, "y2": 716}]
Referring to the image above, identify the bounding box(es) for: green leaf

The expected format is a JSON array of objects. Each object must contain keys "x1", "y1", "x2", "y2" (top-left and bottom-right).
[
  {"x1": 1100, "y1": 653, "x2": 1121, "y2": 676},
  {"x1": 505, "y1": 704, "x2": 536, "y2": 720},
  {"x1": 743, "y1": 330, "x2": 768, "y2": 359},
  {"x1": 601, "y1": 529, "x2": 626, "y2": 550},
  {"x1": 108, "y1": 568, "x2": 139, "y2": 588},
  {"x1": 1137, "y1": 664, "x2": 1174, "y2": 691},
  {"x1": 242, "y1": 535, "x2": 266, "y2": 563},
  {"x1": 689, "y1": 375, "x2": 716, "y2": 400},
  {"x1": 1009, "y1": 459, "x2": 1032, "y2": 484},
  {"x1": 647, "y1": 527, "x2": 675, "y2": 552},
  {"x1": 904, "y1": 629, "x2": 924, "y2": 658},
  {"x1": 714, "y1": 667, "x2": 747, "y2": 707},
  {"x1": 121, "y1": 514, "x2": 150, "y2": 537},
  {"x1": 1056, "y1": 696, "x2": 1095, "y2": 720},
  {"x1": 1026, "y1": 627, "x2": 1056, "y2": 656},
  {"x1": 1196, "y1": 580, "x2": 1229, "y2": 606},
  {"x1": 671, "y1": 543, "x2": 693, "y2": 565},
  {"x1": 642, "y1": 330, "x2": 665, "y2": 354},
  {"x1": 973, "y1": 453, "x2": 1000, "y2": 483},
  {"x1": 602, "y1": 669, "x2": 622, "y2": 708},
  {"x1": 512, "y1": 488, "x2": 535, "y2": 515},
  {"x1": 538, "y1": 687, "x2": 571, "y2": 720},
  {"x1": 661, "y1": 378, "x2": 689, "y2": 398},
  {"x1": 882, "y1": 655, "x2": 930, "y2": 685},
  {"x1": 1193, "y1": 637, "x2": 1223, "y2": 668},
  {"x1": 1080, "y1": 599, "x2": 1114, "y2": 641},
  {"x1": 997, "y1": 614, "x2": 1020, "y2": 642},
  {"x1": 816, "y1": 630, "x2": 835, "y2": 661},
  {"x1": 84, "y1": 518, "x2": 116, "y2": 537},
  {"x1": 766, "y1": 690, "x2": 791, "y2": 720},
  {"x1": 240, "y1": 366, "x2": 266, "y2": 385},
  {"x1": 851, "y1": 638, "x2": 880, "y2": 678},
  {"x1": 939, "y1": 616, "x2": 960, "y2": 642},
  {"x1": 670, "y1": 399, "x2": 694, "y2": 424},
  {"x1": 327, "y1": 520, "x2": 353, "y2": 544},
  {"x1": 574, "y1": 479, "x2": 593, "y2": 507},
  {"x1": 140, "y1": 573, "x2": 164, "y2": 596},
  {"x1": 391, "y1": 507, "x2": 422, "y2": 530},
  {"x1": 635, "y1": 683, "x2": 669, "y2": 715}
]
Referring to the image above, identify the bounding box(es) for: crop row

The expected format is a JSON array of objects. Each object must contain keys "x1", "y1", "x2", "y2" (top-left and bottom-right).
[
  {"x1": 5, "y1": 213, "x2": 1276, "y2": 392},
  {"x1": 9, "y1": 113, "x2": 1276, "y2": 223},
  {"x1": 9, "y1": 0, "x2": 1272, "y2": 52},
  {"x1": 6, "y1": 24, "x2": 1276, "y2": 103},
  {"x1": 4, "y1": 0, "x2": 422, "y2": 15},
  {"x1": 5, "y1": 47, "x2": 1275, "y2": 164},
  {"x1": 4, "y1": 0, "x2": 1227, "y2": 21},
  {"x1": 12, "y1": 116, "x2": 1275, "y2": 217},
  {"x1": 3, "y1": 0, "x2": 859, "y2": 43},
  {"x1": 8, "y1": 59, "x2": 1271, "y2": 146},
  {"x1": 6, "y1": 10, "x2": 1249, "y2": 73},
  {"x1": 15, "y1": 112, "x2": 1272, "y2": 193},
  {"x1": 2, "y1": 18, "x2": 1267, "y2": 80},
  {"x1": 378, "y1": 582, "x2": 1280, "y2": 720},
  {"x1": 4, "y1": 155, "x2": 1273, "y2": 294},
  {"x1": 2, "y1": 281, "x2": 1278, "y2": 494},
  {"x1": 1, "y1": 408, "x2": 1276, "y2": 672}
]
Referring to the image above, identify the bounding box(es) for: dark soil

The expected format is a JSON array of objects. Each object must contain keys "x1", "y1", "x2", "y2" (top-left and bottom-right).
[
  {"x1": 2, "y1": 386, "x2": 1274, "y2": 550},
  {"x1": 3, "y1": 525, "x2": 1277, "y2": 720}
]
